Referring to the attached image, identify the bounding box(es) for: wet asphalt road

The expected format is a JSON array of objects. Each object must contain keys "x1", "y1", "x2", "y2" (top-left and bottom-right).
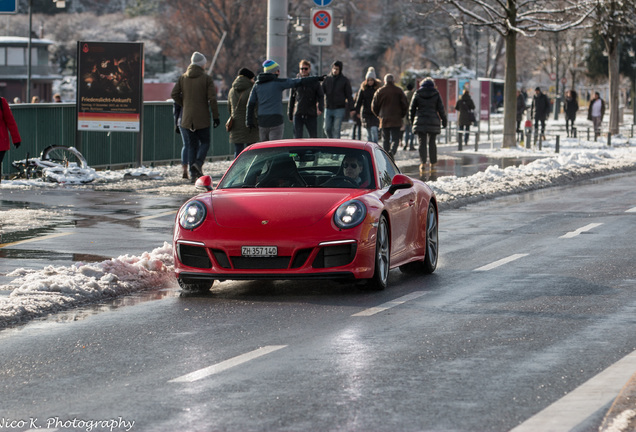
[{"x1": 0, "y1": 169, "x2": 635, "y2": 431}]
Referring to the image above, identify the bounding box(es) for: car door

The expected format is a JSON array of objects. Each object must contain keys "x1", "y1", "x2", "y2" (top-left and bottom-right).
[{"x1": 373, "y1": 148, "x2": 416, "y2": 261}]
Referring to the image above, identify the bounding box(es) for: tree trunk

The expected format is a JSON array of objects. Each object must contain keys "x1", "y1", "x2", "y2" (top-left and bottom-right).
[
  {"x1": 502, "y1": 31, "x2": 517, "y2": 148},
  {"x1": 607, "y1": 41, "x2": 620, "y2": 136}
]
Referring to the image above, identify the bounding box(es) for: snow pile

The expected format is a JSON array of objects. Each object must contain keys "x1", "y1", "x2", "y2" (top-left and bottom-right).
[
  {"x1": 428, "y1": 148, "x2": 636, "y2": 207},
  {"x1": 43, "y1": 164, "x2": 98, "y2": 184},
  {"x1": 0, "y1": 242, "x2": 174, "y2": 326}
]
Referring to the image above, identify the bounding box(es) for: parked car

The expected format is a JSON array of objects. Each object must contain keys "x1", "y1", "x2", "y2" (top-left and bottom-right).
[{"x1": 173, "y1": 139, "x2": 438, "y2": 292}]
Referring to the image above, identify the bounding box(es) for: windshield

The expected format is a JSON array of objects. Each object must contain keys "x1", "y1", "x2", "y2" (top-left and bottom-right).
[{"x1": 217, "y1": 146, "x2": 375, "y2": 189}]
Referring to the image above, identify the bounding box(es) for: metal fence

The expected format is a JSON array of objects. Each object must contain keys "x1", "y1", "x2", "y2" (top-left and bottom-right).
[{"x1": 1, "y1": 101, "x2": 306, "y2": 176}]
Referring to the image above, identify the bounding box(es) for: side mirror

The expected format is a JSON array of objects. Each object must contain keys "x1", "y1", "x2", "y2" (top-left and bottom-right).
[
  {"x1": 195, "y1": 175, "x2": 214, "y2": 192},
  {"x1": 388, "y1": 174, "x2": 413, "y2": 195}
]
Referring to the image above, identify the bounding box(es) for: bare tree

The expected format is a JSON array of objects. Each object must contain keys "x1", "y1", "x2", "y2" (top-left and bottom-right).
[
  {"x1": 413, "y1": 0, "x2": 594, "y2": 147},
  {"x1": 157, "y1": 0, "x2": 267, "y2": 88},
  {"x1": 588, "y1": 0, "x2": 636, "y2": 135}
]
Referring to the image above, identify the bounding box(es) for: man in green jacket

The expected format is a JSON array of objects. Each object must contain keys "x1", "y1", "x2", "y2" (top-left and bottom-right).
[{"x1": 171, "y1": 51, "x2": 220, "y2": 182}]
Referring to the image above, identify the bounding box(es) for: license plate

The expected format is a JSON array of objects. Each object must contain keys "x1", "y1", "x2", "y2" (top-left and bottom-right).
[{"x1": 241, "y1": 246, "x2": 278, "y2": 257}]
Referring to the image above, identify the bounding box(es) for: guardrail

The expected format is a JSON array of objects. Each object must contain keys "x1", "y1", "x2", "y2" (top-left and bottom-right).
[{"x1": 1, "y1": 101, "x2": 310, "y2": 177}]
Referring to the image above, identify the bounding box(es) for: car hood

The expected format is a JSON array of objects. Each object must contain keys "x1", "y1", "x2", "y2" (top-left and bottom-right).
[{"x1": 210, "y1": 190, "x2": 355, "y2": 228}]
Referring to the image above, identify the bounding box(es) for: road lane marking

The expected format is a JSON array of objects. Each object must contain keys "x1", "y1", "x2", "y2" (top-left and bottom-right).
[
  {"x1": 352, "y1": 291, "x2": 427, "y2": 317},
  {"x1": 510, "y1": 349, "x2": 636, "y2": 432},
  {"x1": 136, "y1": 210, "x2": 178, "y2": 220},
  {"x1": 169, "y1": 345, "x2": 287, "y2": 383},
  {"x1": 474, "y1": 254, "x2": 529, "y2": 272},
  {"x1": 626, "y1": 207, "x2": 636, "y2": 213},
  {"x1": 0, "y1": 232, "x2": 74, "y2": 249},
  {"x1": 559, "y1": 222, "x2": 604, "y2": 239}
]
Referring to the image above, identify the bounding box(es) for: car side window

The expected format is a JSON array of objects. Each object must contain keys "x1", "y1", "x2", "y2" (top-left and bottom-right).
[{"x1": 374, "y1": 148, "x2": 400, "y2": 189}]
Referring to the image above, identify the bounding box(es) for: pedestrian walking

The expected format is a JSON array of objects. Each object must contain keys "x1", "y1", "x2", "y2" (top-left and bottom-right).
[
  {"x1": 410, "y1": 77, "x2": 447, "y2": 174},
  {"x1": 0, "y1": 96, "x2": 22, "y2": 183},
  {"x1": 403, "y1": 82, "x2": 416, "y2": 150},
  {"x1": 288, "y1": 59, "x2": 324, "y2": 138},
  {"x1": 247, "y1": 59, "x2": 324, "y2": 142},
  {"x1": 455, "y1": 88, "x2": 476, "y2": 147},
  {"x1": 353, "y1": 67, "x2": 381, "y2": 143},
  {"x1": 228, "y1": 68, "x2": 259, "y2": 158},
  {"x1": 516, "y1": 89, "x2": 527, "y2": 142},
  {"x1": 530, "y1": 87, "x2": 550, "y2": 140},
  {"x1": 322, "y1": 60, "x2": 355, "y2": 138},
  {"x1": 587, "y1": 91, "x2": 605, "y2": 141},
  {"x1": 564, "y1": 89, "x2": 579, "y2": 138},
  {"x1": 172, "y1": 102, "x2": 190, "y2": 179},
  {"x1": 171, "y1": 51, "x2": 221, "y2": 182},
  {"x1": 372, "y1": 73, "x2": 408, "y2": 156}
]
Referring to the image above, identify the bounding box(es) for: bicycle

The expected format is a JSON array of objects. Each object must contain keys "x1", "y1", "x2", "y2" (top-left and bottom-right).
[{"x1": 11, "y1": 145, "x2": 94, "y2": 183}]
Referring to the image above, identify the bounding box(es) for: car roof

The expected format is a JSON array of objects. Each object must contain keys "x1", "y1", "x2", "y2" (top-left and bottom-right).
[{"x1": 247, "y1": 139, "x2": 378, "y2": 152}]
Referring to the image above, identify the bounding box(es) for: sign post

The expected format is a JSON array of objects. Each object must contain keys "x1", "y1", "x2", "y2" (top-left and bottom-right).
[{"x1": 310, "y1": 8, "x2": 333, "y2": 46}]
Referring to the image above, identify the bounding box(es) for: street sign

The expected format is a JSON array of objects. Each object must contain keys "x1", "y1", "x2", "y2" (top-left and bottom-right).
[
  {"x1": 0, "y1": 0, "x2": 17, "y2": 14},
  {"x1": 561, "y1": 77, "x2": 567, "y2": 85},
  {"x1": 312, "y1": 0, "x2": 333, "y2": 6},
  {"x1": 310, "y1": 8, "x2": 333, "y2": 46}
]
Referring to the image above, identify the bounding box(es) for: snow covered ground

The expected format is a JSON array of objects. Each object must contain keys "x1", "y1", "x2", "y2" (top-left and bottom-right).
[{"x1": 1, "y1": 130, "x2": 635, "y2": 327}]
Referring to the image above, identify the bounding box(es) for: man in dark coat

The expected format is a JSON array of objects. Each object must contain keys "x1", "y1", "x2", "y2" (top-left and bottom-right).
[
  {"x1": 530, "y1": 87, "x2": 550, "y2": 140},
  {"x1": 372, "y1": 73, "x2": 408, "y2": 156},
  {"x1": 171, "y1": 51, "x2": 221, "y2": 181},
  {"x1": 288, "y1": 59, "x2": 324, "y2": 138},
  {"x1": 410, "y1": 77, "x2": 447, "y2": 173},
  {"x1": 455, "y1": 89, "x2": 476, "y2": 147},
  {"x1": 322, "y1": 60, "x2": 356, "y2": 138},
  {"x1": 563, "y1": 89, "x2": 579, "y2": 137},
  {"x1": 354, "y1": 67, "x2": 381, "y2": 143}
]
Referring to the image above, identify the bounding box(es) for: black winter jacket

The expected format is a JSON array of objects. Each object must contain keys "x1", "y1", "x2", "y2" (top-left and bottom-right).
[
  {"x1": 322, "y1": 73, "x2": 354, "y2": 111},
  {"x1": 288, "y1": 77, "x2": 324, "y2": 119},
  {"x1": 354, "y1": 79, "x2": 381, "y2": 128},
  {"x1": 410, "y1": 87, "x2": 447, "y2": 134}
]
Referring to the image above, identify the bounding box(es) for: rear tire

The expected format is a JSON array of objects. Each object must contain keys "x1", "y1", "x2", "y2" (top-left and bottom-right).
[
  {"x1": 361, "y1": 215, "x2": 390, "y2": 291},
  {"x1": 178, "y1": 278, "x2": 214, "y2": 293}
]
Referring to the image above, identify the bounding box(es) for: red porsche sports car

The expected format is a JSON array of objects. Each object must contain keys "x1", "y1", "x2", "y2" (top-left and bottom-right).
[{"x1": 173, "y1": 139, "x2": 438, "y2": 292}]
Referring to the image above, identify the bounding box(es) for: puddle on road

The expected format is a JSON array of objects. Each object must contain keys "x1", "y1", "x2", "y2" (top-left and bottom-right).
[
  {"x1": 0, "y1": 286, "x2": 180, "y2": 337},
  {"x1": 402, "y1": 154, "x2": 540, "y2": 182},
  {"x1": 0, "y1": 248, "x2": 110, "y2": 262}
]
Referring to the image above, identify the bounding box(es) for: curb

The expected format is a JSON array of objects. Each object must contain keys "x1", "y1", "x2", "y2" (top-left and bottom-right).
[{"x1": 599, "y1": 371, "x2": 636, "y2": 432}]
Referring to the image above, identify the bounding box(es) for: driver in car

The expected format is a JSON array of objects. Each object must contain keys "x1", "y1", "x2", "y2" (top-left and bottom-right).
[{"x1": 342, "y1": 154, "x2": 366, "y2": 187}]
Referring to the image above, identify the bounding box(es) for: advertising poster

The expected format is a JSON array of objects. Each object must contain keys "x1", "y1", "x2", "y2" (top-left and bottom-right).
[
  {"x1": 480, "y1": 80, "x2": 490, "y2": 121},
  {"x1": 77, "y1": 41, "x2": 144, "y2": 132},
  {"x1": 447, "y1": 79, "x2": 458, "y2": 122},
  {"x1": 433, "y1": 78, "x2": 447, "y2": 111}
]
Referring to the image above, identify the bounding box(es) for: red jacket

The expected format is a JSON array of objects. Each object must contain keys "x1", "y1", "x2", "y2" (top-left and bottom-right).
[{"x1": 0, "y1": 97, "x2": 21, "y2": 151}]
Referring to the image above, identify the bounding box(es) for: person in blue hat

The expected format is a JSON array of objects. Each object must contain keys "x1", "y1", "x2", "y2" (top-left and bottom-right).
[{"x1": 246, "y1": 59, "x2": 324, "y2": 141}]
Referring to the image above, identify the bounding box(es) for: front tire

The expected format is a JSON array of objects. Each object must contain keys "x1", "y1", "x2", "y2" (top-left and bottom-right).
[
  {"x1": 361, "y1": 215, "x2": 390, "y2": 291},
  {"x1": 399, "y1": 201, "x2": 438, "y2": 274},
  {"x1": 178, "y1": 278, "x2": 214, "y2": 293}
]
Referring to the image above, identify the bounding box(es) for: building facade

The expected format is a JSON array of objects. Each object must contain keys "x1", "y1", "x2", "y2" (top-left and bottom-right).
[{"x1": 0, "y1": 36, "x2": 61, "y2": 103}]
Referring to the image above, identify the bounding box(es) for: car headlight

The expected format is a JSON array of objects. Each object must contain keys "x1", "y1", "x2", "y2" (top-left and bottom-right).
[
  {"x1": 179, "y1": 200, "x2": 207, "y2": 230},
  {"x1": 334, "y1": 200, "x2": 367, "y2": 229}
]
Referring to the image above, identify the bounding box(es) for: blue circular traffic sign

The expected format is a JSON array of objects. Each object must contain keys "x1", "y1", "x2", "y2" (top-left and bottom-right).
[
  {"x1": 313, "y1": 0, "x2": 333, "y2": 6},
  {"x1": 313, "y1": 10, "x2": 331, "y2": 29}
]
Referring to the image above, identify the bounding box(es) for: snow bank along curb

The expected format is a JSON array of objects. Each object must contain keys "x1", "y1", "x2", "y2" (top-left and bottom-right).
[{"x1": 0, "y1": 243, "x2": 174, "y2": 327}]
